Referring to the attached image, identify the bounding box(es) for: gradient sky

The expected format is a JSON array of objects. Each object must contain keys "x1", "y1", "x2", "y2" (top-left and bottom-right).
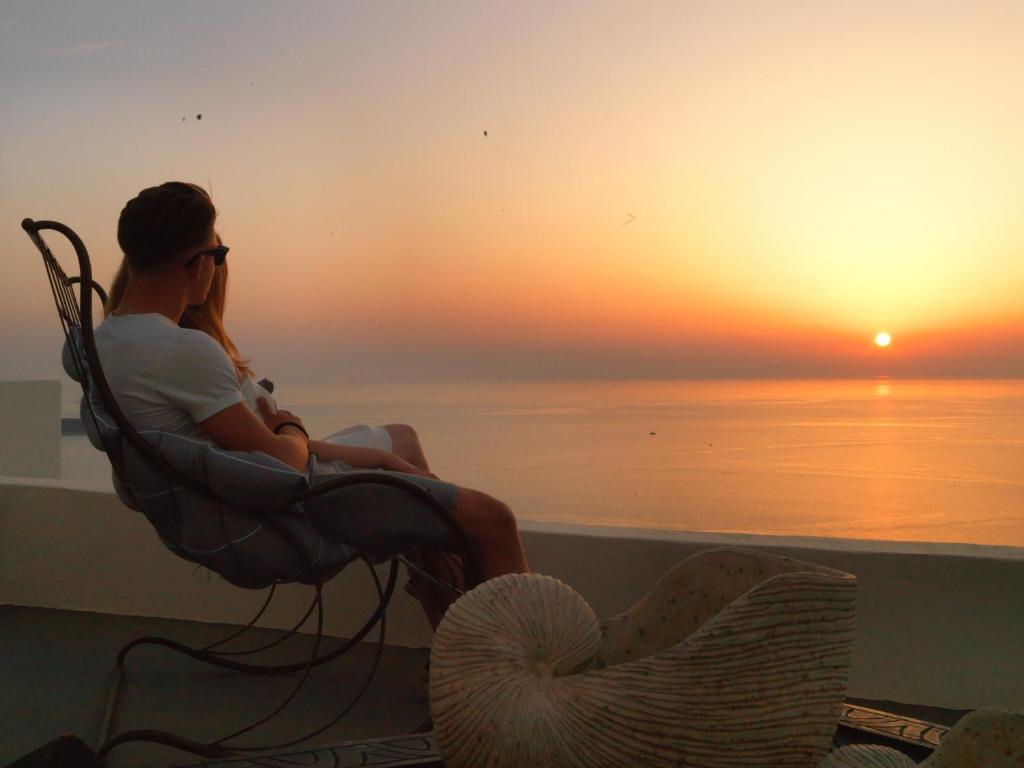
[{"x1": 2, "y1": 0, "x2": 1023, "y2": 384}]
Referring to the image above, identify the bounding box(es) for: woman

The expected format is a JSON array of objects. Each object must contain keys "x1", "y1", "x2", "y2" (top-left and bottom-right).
[{"x1": 99, "y1": 181, "x2": 529, "y2": 627}]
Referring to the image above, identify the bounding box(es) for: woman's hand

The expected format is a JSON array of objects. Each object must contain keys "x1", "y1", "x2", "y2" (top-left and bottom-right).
[{"x1": 257, "y1": 397, "x2": 306, "y2": 436}]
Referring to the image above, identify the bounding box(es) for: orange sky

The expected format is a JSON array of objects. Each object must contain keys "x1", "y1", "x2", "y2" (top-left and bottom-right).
[{"x1": 2, "y1": 1, "x2": 1022, "y2": 383}]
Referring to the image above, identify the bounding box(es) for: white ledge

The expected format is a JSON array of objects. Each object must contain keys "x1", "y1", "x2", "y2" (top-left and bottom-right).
[{"x1": 2, "y1": 481, "x2": 1022, "y2": 711}]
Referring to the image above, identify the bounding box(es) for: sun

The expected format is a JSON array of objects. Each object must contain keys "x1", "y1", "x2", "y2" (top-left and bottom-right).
[{"x1": 874, "y1": 331, "x2": 892, "y2": 348}]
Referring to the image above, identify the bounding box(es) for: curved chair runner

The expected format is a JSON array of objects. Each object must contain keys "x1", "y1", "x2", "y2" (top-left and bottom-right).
[
  {"x1": 22, "y1": 218, "x2": 480, "y2": 761},
  {"x1": 430, "y1": 547, "x2": 858, "y2": 768}
]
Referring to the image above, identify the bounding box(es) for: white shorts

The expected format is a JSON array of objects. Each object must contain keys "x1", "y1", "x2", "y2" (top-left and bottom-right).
[
  {"x1": 312, "y1": 424, "x2": 461, "y2": 511},
  {"x1": 320, "y1": 424, "x2": 393, "y2": 453}
]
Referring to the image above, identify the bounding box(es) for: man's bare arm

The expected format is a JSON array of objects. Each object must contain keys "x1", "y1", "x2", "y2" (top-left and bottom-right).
[{"x1": 200, "y1": 400, "x2": 309, "y2": 471}]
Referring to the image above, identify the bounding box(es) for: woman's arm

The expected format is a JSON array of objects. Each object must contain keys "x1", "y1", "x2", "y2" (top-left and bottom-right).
[
  {"x1": 200, "y1": 398, "x2": 309, "y2": 471},
  {"x1": 310, "y1": 440, "x2": 438, "y2": 479}
]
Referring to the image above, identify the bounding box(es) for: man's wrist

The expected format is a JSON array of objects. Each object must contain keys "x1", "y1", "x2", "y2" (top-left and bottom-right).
[{"x1": 275, "y1": 421, "x2": 310, "y2": 443}]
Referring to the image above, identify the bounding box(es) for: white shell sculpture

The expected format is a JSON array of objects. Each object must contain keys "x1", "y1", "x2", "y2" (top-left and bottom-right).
[
  {"x1": 822, "y1": 707, "x2": 1024, "y2": 768},
  {"x1": 430, "y1": 547, "x2": 857, "y2": 768}
]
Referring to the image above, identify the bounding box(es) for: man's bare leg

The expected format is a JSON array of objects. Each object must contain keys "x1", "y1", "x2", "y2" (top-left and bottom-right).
[
  {"x1": 383, "y1": 423, "x2": 462, "y2": 625},
  {"x1": 404, "y1": 489, "x2": 529, "y2": 628},
  {"x1": 449, "y1": 488, "x2": 529, "y2": 579},
  {"x1": 404, "y1": 549, "x2": 464, "y2": 630},
  {"x1": 383, "y1": 424, "x2": 528, "y2": 609}
]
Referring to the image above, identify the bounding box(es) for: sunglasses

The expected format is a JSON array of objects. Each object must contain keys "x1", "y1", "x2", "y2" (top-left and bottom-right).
[{"x1": 184, "y1": 244, "x2": 229, "y2": 269}]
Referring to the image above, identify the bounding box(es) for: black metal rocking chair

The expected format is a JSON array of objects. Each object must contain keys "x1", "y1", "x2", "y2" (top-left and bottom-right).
[{"x1": 21, "y1": 218, "x2": 480, "y2": 764}]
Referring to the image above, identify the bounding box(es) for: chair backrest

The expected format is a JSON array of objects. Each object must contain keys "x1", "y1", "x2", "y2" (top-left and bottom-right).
[{"x1": 23, "y1": 219, "x2": 193, "y2": 490}]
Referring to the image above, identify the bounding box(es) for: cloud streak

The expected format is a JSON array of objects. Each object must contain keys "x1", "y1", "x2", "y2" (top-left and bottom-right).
[{"x1": 0, "y1": 38, "x2": 126, "y2": 58}]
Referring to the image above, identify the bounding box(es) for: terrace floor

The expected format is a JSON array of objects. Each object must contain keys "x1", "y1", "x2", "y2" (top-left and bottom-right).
[
  {"x1": 1, "y1": 605, "x2": 970, "y2": 767},
  {"x1": 2, "y1": 605, "x2": 432, "y2": 767}
]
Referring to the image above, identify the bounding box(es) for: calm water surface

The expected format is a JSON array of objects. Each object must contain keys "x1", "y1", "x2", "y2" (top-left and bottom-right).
[
  {"x1": 55, "y1": 378, "x2": 1023, "y2": 547},
  {"x1": 279, "y1": 378, "x2": 1024, "y2": 548}
]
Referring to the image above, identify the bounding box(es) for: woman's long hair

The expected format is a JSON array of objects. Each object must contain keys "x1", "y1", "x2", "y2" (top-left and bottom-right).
[{"x1": 104, "y1": 259, "x2": 253, "y2": 380}]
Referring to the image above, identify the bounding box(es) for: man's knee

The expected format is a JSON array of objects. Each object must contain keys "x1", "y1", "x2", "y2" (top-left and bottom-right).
[
  {"x1": 489, "y1": 497, "x2": 517, "y2": 533},
  {"x1": 459, "y1": 489, "x2": 517, "y2": 538}
]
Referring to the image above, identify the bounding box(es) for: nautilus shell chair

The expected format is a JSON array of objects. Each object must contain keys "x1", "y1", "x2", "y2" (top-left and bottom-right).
[{"x1": 430, "y1": 548, "x2": 859, "y2": 768}]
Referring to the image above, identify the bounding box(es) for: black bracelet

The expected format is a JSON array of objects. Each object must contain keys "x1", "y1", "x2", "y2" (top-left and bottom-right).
[{"x1": 274, "y1": 421, "x2": 310, "y2": 441}]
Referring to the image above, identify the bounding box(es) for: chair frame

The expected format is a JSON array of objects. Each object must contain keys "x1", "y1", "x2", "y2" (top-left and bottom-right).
[{"x1": 22, "y1": 218, "x2": 480, "y2": 762}]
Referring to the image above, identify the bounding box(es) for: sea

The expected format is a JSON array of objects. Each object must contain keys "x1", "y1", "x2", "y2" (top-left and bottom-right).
[{"x1": 56, "y1": 378, "x2": 1024, "y2": 548}]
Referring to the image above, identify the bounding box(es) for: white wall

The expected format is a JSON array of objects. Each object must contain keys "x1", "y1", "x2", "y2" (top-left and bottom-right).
[
  {"x1": 1, "y1": 483, "x2": 1021, "y2": 710},
  {"x1": 0, "y1": 381, "x2": 60, "y2": 478}
]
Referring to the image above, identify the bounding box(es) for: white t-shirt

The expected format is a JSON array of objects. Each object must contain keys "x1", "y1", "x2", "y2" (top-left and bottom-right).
[{"x1": 94, "y1": 313, "x2": 246, "y2": 441}]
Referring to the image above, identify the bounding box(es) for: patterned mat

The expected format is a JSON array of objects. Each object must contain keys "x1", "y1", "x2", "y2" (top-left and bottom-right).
[
  {"x1": 177, "y1": 734, "x2": 442, "y2": 768},
  {"x1": 177, "y1": 704, "x2": 949, "y2": 767}
]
